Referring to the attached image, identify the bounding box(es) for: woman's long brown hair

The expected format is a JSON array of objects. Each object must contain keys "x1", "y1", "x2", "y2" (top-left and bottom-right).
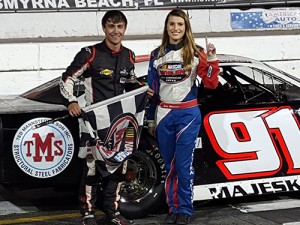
[{"x1": 159, "y1": 9, "x2": 200, "y2": 71}]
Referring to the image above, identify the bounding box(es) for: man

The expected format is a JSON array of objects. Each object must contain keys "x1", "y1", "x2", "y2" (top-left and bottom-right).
[{"x1": 60, "y1": 10, "x2": 135, "y2": 225}]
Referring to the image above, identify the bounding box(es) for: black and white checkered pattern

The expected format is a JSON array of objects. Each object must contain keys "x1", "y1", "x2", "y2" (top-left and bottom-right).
[{"x1": 79, "y1": 86, "x2": 148, "y2": 174}]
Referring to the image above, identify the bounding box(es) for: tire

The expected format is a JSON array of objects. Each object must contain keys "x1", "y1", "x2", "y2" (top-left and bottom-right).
[{"x1": 119, "y1": 130, "x2": 166, "y2": 219}]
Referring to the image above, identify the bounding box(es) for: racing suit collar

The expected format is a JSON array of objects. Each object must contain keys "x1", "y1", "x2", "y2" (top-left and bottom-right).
[
  {"x1": 167, "y1": 41, "x2": 184, "y2": 51},
  {"x1": 102, "y1": 40, "x2": 123, "y2": 54}
]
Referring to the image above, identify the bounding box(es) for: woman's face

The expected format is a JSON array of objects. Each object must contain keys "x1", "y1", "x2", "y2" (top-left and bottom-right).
[{"x1": 166, "y1": 15, "x2": 186, "y2": 45}]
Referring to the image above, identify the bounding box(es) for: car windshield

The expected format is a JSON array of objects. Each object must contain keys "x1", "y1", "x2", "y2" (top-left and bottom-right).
[
  {"x1": 199, "y1": 63, "x2": 300, "y2": 104},
  {"x1": 265, "y1": 64, "x2": 300, "y2": 86}
]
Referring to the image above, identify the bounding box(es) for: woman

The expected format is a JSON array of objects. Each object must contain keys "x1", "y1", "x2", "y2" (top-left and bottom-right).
[{"x1": 147, "y1": 9, "x2": 220, "y2": 225}]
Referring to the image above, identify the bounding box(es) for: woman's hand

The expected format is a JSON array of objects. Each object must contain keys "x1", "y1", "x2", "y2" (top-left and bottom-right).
[{"x1": 206, "y1": 36, "x2": 216, "y2": 58}]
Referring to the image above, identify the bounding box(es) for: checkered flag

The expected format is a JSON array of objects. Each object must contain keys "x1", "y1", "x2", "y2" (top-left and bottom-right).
[{"x1": 78, "y1": 86, "x2": 148, "y2": 174}]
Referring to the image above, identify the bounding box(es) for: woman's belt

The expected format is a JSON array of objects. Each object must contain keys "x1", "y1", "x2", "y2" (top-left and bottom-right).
[{"x1": 158, "y1": 99, "x2": 198, "y2": 109}]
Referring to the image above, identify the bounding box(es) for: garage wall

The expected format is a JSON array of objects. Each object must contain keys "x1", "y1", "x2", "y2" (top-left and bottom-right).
[{"x1": 0, "y1": 8, "x2": 299, "y2": 95}]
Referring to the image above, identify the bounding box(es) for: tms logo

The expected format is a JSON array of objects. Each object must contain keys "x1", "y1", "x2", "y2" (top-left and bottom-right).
[{"x1": 12, "y1": 118, "x2": 74, "y2": 179}]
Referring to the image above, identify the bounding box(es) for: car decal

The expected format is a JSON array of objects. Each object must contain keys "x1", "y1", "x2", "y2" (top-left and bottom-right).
[
  {"x1": 193, "y1": 175, "x2": 300, "y2": 200},
  {"x1": 204, "y1": 106, "x2": 300, "y2": 180},
  {"x1": 12, "y1": 117, "x2": 74, "y2": 178}
]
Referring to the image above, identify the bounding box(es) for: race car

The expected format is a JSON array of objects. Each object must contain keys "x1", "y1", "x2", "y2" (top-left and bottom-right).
[{"x1": 0, "y1": 54, "x2": 300, "y2": 219}]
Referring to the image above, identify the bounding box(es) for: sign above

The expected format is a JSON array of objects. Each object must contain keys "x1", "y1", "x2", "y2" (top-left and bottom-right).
[
  {"x1": 231, "y1": 8, "x2": 300, "y2": 30},
  {"x1": 0, "y1": 0, "x2": 299, "y2": 13}
]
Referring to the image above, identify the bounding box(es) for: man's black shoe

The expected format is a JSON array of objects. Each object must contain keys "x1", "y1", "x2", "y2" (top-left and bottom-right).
[
  {"x1": 176, "y1": 213, "x2": 192, "y2": 225},
  {"x1": 165, "y1": 213, "x2": 178, "y2": 224},
  {"x1": 105, "y1": 210, "x2": 132, "y2": 225},
  {"x1": 82, "y1": 214, "x2": 97, "y2": 225}
]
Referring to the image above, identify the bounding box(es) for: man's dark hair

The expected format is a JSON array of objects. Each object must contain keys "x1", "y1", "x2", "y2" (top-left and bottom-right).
[{"x1": 102, "y1": 10, "x2": 127, "y2": 27}]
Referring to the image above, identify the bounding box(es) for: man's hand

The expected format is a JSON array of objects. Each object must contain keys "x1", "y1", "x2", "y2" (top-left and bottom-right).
[
  {"x1": 68, "y1": 102, "x2": 81, "y2": 117},
  {"x1": 147, "y1": 88, "x2": 155, "y2": 97},
  {"x1": 206, "y1": 36, "x2": 216, "y2": 58}
]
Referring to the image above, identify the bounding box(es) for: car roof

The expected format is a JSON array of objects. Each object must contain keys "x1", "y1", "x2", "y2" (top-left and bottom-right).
[
  {"x1": 136, "y1": 53, "x2": 259, "y2": 65},
  {"x1": 218, "y1": 54, "x2": 254, "y2": 64}
]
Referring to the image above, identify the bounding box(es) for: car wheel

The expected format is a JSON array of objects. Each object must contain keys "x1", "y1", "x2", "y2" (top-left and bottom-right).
[{"x1": 119, "y1": 131, "x2": 167, "y2": 219}]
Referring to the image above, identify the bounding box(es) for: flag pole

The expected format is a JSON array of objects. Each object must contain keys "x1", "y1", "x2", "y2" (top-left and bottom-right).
[{"x1": 31, "y1": 114, "x2": 69, "y2": 130}]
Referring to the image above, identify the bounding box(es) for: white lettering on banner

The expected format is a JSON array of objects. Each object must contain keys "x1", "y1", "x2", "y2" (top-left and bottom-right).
[
  {"x1": 204, "y1": 106, "x2": 300, "y2": 180},
  {"x1": 110, "y1": 0, "x2": 120, "y2": 7},
  {"x1": 44, "y1": 0, "x2": 56, "y2": 8},
  {"x1": 75, "y1": 0, "x2": 86, "y2": 7},
  {"x1": 12, "y1": 118, "x2": 74, "y2": 179},
  {"x1": 87, "y1": 0, "x2": 97, "y2": 7},
  {"x1": 0, "y1": 0, "x2": 161, "y2": 10},
  {"x1": 143, "y1": 0, "x2": 163, "y2": 7},
  {"x1": 153, "y1": 0, "x2": 163, "y2": 6},
  {"x1": 55, "y1": 0, "x2": 69, "y2": 7},
  {"x1": 0, "y1": 0, "x2": 70, "y2": 9},
  {"x1": 75, "y1": 0, "x2": 133, "y2": 8},
  {"x1": 121, "y1": 0, "x2": 133, "y2": 7},
  {"x1": 2, "y1": 0, "x2": 18, "y2": 9},
  {"x1": 98, "y1": 0, "x2": 109, "y2": 7},
  {"x1": 77, "y1": 0, "x2": 104, "y2": 7},
  {"x1": 32, "y1": 0, "x2": 44, "y2": 8},
  {"x1": 57, "y1": 0, "x2": 70, "y2": 9},
  {"x1": 19, "y1": 0, "x2": 29, "y2": 8}
]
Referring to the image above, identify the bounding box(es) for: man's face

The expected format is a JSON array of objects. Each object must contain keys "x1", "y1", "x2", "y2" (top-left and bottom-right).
[{"x1": 103, "y1": 20, "x2": 127, "y2": 46}]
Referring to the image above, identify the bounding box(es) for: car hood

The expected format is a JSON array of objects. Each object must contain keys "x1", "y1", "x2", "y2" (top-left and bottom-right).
[{"x1": 0, "y1": 95, "x2": 66, "y2": 114}]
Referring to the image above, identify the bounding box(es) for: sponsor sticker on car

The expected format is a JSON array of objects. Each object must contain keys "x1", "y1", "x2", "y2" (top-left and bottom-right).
[{"x1": 12, "y1": 118, "x2": 74, "y2": 178}]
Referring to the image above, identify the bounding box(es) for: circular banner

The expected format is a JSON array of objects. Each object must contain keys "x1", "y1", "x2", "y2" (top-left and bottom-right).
[{"x1": 12, "y1": 117, "x2": 74, "y2": 178}]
